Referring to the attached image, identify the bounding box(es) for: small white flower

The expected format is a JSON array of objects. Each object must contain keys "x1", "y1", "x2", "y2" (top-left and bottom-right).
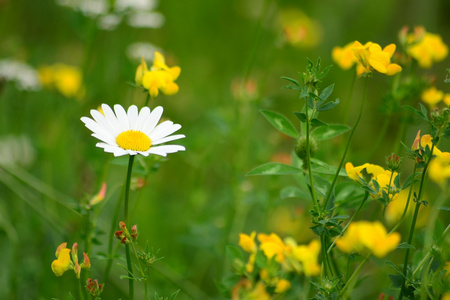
[{"x1": 81, "y1": 104, "x2": 185, "y2": 157}]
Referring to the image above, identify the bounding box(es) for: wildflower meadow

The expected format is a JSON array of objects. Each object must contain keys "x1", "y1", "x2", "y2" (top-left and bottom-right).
[{"x1": 1, "y1": 0, "x2": 449, "y2": 299}]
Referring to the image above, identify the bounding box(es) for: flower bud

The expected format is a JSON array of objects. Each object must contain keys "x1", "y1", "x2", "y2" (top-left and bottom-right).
[
  {"x1": 386, "y1": 153, "x2": 401, "y2": 171},
  {"x1": 86, "y1": 278, "x2": 104, "y2": 297},
  {"x1": 295, "y1": 136, "x2": 317, "y2": 166},
  {"x1": 131, "y1": 225, "x2": 138, "y2": 240},
  {"x1": 81, "y1": 252, "x2": 91, "y2": 269}
]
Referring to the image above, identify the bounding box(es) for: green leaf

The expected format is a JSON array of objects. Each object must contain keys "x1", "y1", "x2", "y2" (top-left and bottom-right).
[
  {"x1": 294, "y1": 112, "x2": 307, "y2": 122},
  {"x1": 389, "y1": 274, "x2": 404, "y2": 288},
  {"x1": 317, "y1": 99, "x2": 340, "y2": 111},
  {"x1": 280, "y1": 186, "x2": 311, "y2": 201},
  {"x1": 319, "y1": 84, "x2": 334, "y2": 101},
  {"x1": 310, "y1": 118, "x2": 328, "y2": 127},
  {"x1": 247, "y1": 163, "x2": 303, "y2": 176},
  {"x1": 260, "y1": 110, "x2": 299, "y2": 138},
  {"x1": 310, "y1": 124, "x2": 350, "y2": 141},
  {"x1": 169, "y1": 290, "x2": 180, "y2": 300},
  {"x1": 396, "y1": 242, "x2": 415, "y2": 249},
  {"x1": 438, "y1": 206, "x2": 450, "y2": 212},
  {"x1": 402, "y1": 105, "x2": 429, "y2": 122},
  {"x1": 281, "y1": 76, "x2": 301, "y2": 87}
]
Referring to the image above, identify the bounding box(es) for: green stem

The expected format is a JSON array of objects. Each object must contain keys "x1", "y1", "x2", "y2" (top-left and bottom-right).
[
  {"x1": 305, "y1": 95, "x2": 319, "y2": 211},
  {"x1": 320, "y1": 234, "x2": 329, "y2": 278},
  {"x1": 398, "y1": 150, "x2": 432, "y2": 300},
  {"x1": 328, "y1": 192, "x2": 369, "y2": 254},
  {"x1": 124, "y1": 155, "x2": 136, "y2": 300},
  {"x1": 338, "y1": 253, "x2": 371, "y2": 298},
  {"x1": 144, "y1": 93, "x2": 151, "y2": 107},
  {"x1": 324, "y1": 78, "x2": 368, "y2": 210},
  {"x1": 79, "y1": 278, "x2": 86, "y2": 300}
]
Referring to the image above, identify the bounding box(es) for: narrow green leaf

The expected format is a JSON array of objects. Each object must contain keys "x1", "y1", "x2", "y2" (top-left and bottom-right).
[
  {"x1": 281, "y1": 76, "x2": 300, "y2": 87},
  {"x1": 247, "y1": 163, "x2": 303, "y2": 176},
  {"x1": 438, "y1": 206, "x2": 450, "y2": 212},
  {"x1": 319, "y1": 84, "x2": 335, "y2": 101},
  {"x1": 294, "y1": 112, "x2": 307, "y2": 122},
  {"x1": 419, "y1": 103, "x2": 429, "y2": 121},
  {"x1": 310, "y1": 118, "x2": 328, "y2": 127},
  {"x1": 317, "y1": 99, "x2": 340, "y2": 111},
  {"x1": 310, "y1": 124, "x2": 350, "y2": 141},
  {"x1": 396, "y1": 242, "x2": 415, "y2": 249},
  {"x1": 260, "y1": 110, "x2": 299, "y2": 138}
]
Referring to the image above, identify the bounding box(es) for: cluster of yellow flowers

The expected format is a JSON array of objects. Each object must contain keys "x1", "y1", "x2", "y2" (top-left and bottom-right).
[
  {"x1": 234, "y1": 232, "x2": 320, "y2": 298},
  {"x1": 421, "y1": 86, "x2": 450, "y2": 108},
  {"x1": 51, "y1": 242, "x2": 90, "y2": 278},
  {"x1": 401, "y1": 26, "x2": 449, "y2": 68},
  {"x1": 279, "y1": 9, "x2": 322, "y2": 48},
  {"x1": 135, "y1": 51, "x2": 180, "y2": 98},
  {"x1": 332, "y1": 41, "x2": 402, "y2": 76},
  {"x1": 335, "y1": 221, "x2": 400, "y2": 258},
  {"x1": 38, "y1": 63, "x2": 84, "y2": 99},
  {"x1": 345, "y1": 162, "x2": 398, "y2": 200}
]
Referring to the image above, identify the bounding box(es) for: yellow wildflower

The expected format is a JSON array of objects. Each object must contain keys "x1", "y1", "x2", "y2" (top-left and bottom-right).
[
  {"x1": 421, "y1": 87, "x2": 444, "y2": 107},
  {"x1": 38, "y1": 64, "x2": 84, "y2": 99},
  {"x1": 257, "y1": 233, "x2": 288, "y2": 263},
  {"x1": 247, "y1": 282, "x2": 271, "y2": 300},
  {"x1": 239, "y1": 231, "x2": 257, "y2": 253},
  {"x1": 336, "y1": 221, "x2": 400, "y2": 258},
  {"x1": 352, "y1": 41, "x2": 402, "y2": 76},
  {"x1": 245, "y1": 253, "x2": 256, "y2": 273},
  {"x1": 345, "y1": 162, "x2": 385, "y2": 181},
  {"x1": 274, "y1": 279, "x2": 291, "y2": 293},
  {"x1": 51, "y1": 243, "x2": 72, "y2": 277},
  {"x1": 332, "y1": 41, "x2": 358, "y2": 70},
  {"x1": 291, "y1": 240, "x2": 321, "y2": 276},
  {"x1": 420, "y1": 134, "x2": 441, "y2": 156},
  {"x1": 385, "y1": 187, "x2": 429, "y2": 227},
  {"x1": 443, "y1": 292, "x2": 450, "y2": 300},
  {"x1": 358, "y1": 222, "x2": 400, "y2": 258},
  {"x1": 444, "y1": 94, "x2": 450, "y2": 106},
  {"x1": 407, "y1": 31, "x2": 448, "y2": 68},
  {"x1": 428, "y1": 152, "x2": 450, "y2": 187},
  {"x1": 136, "y1": 51, "x2": 180, "y2": 98}
]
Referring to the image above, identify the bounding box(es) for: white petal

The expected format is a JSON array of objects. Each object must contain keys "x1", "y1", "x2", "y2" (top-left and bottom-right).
[
  {"x1": 101, "y1": 104, "x2": 122, "y2": 134},
  {"x1": 151, "y1": 134, "x2": 185, "y2": 145},
  {"x1": 151, "y1": 123, "x2": 182, "y2": 141},
  {"x1": 113, "y1": 149, "x2": 129, "y2": 156},
  {"x1": 81, "y1": 117, "x2": 113, "y2": 138},
  {"x1": 136, "y1": 107, "x2": 151, "y2": 131},
  {"x1": 92, "y1": 133, "x2": 117, "y2": 146},
  {"x1": 142, "y1": 106, "x2": 163, "y2": 134},
  {"x1": 147, "y1": 120, "x2": 173, "y2": 138},
  {"x1": 91, "y1": 109, "x2": 118, "y2": 136},
  {"x1": 114, "y1": 104, "x2": 130, "y2": 131},
  {"x1": 96, "y1": 143, "x2": 118, "y2": 153},
  {"x1": 127, "y1": 105, "x2": 139, "y2": 130},
  {"x1": 148, "y1": 144, "x2": 185, "y2": 156}
]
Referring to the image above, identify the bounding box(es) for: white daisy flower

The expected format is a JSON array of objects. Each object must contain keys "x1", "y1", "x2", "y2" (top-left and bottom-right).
[{"x1": 81, "y1": 104, "x2": 185, "y2": 157}]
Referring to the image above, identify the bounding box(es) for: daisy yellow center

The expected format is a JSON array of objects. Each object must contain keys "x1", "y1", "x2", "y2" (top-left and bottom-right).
[{"x1": 116, "y1": 130, "x2": 152, "y2": 152}]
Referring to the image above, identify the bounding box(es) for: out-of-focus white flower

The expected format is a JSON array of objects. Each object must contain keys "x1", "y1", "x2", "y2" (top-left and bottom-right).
[
  {"x1": 0, "y1": 135, "x2": 36, "y2": 167},
  {"x1": 0, "y1": 59, "x2": 41, "y2": 91},
  {"x1": 126, "y1": 42, "x2": 161, "y2": 62},
  {"x1": 98, "y1": 14, "x2": 123, "y2": 31},
  {"x1": 56, "y1": 0, "x2": 108, "y2": 17},
  {"x1": 127, "y1": 12, "x2": 164, "y2": 28},
  {"x1": 115, "y1": 0, "x2": 158, "y2": 12}
]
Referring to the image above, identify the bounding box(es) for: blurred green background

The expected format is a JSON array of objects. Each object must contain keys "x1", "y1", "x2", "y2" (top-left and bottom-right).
[{"x1": 0, "y1": 0, "x2": 449, "y2": 299}]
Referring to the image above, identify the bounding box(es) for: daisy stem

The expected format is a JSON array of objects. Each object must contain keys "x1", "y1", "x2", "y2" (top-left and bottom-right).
[
  {"x1": 124, "y1": 155, "x2": 135, "y2": 300},
  {"x1": 324, "y1": 77, "x2": 368, "y2": 210},
  {"x1": 398, "y1": 146, "x2": 433, "y2": 300}
]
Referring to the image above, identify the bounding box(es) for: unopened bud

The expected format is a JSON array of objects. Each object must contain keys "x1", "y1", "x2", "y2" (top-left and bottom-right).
[
  {"x1": 295, "y1": 136, "x2": 317, "y2": 167},
  {"x1": 386, "y1": 153, "x2": 401, "y2": 171},
  {"x1": 81, "y1": 253, "x2": 91, "y2": 269},
  {"x1": 86, "y1": 278, "x2": 104, "y2": 297},
  {"x1": 131, "y1": 225, "x2": 138, "y2": 240}
]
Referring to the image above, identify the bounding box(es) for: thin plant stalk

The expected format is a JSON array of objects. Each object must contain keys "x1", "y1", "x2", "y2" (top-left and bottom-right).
[
  {"x1": 124, "y1": 155, "x2": 136, "y2": 300},
  {"x1": 342, "y1": 71, "x2": 357, "y2": 125},
  {"x1": 305, "y1": 93, "x2": 319, "y2": 211},
  {"x1": 79, "y1": 278, "x2": 86, "y2": 300},
  {"x1": 389, "y1": 163, "x2": 418, "y2": 233},
  {"x1": 398, "y1": 146, "x2": 433, "y2": 300},
  {"x1": 327, "y1": 192, "x2": 369, "y2": 254},
  {"x1": 338, "y1": 253, "x2": 371, "y2": 298},
  {"x1": 324, "y1": 77, "x2": 368, "y2": 209}
]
